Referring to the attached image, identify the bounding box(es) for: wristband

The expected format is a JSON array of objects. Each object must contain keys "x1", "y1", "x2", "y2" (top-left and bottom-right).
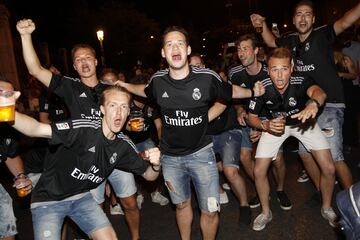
[
  {"x1": 306, "y1": 99, "x2": 321, "y2": 108},
  {"x1": 13, "y1": 173, "x2": 28, "y2": 181},
  {"x1": 151, "y1": 164, "x2": 161, "y2": 172},
  {"x1": 250, "y1": 88, "x2": 255, "y2": 98}
]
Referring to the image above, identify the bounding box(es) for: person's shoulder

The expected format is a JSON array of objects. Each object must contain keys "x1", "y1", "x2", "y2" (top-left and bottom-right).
[
  {"x1": 116, "y1": 132, "x2": 138, "y2": 150},
  {"x1": 228, "y1": 64, "x2": 246, "y2": 79},
  {"x1": 191, "y1": 66, "x2": 222, "y2": 82},
  {"x1": 261, "y1": 77, "x2": 272, "y2": 87},
  {"x1": 150, "y1": 69, "x2": 169, "y2": 81}
]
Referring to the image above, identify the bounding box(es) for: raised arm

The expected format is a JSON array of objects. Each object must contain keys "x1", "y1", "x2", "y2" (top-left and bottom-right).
[
  {"x1": 250, "y1": 14, "x2": 277, "y2": 48},
  {"x1": 16, "y1": 19, "x2": 52, "y2": 87},
  {"x1": 115, "y1": 81, "x2": 147, "y2": 98},
  {"x1": 334, "y1": 1, "x2": 360, "y2": 35},
  {"x1": 13, "y1": 111, "x2": 52, "y2": 138}
]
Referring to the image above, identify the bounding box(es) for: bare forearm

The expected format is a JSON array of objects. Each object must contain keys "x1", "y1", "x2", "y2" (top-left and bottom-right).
[
  {"x1": 261, "y1": 23, "x2": 277, "y2": 48},
  {"x1": 5, "y1": 156, "x2": 25, "y2": 177},
  {"x1": 232, "y1": 85, "x2": 252, "y2": 99},
  {"x1": 208, "y1": 102, "x2": 227, "y2": 122},
  {"x1": 120, "y1": 82, "x2": 146, "y2": 97},
  {"x1": 142, "y1": 166, "x2": 160, "y2": 181},
  {"x1": 334, "y1": 2, "x2": 360, "y2": 35},
  {"x1": 20, "y1": 35, "x2": 52, "y2": 87},
  {"x1": 13, "y1": 112, "x2": 51, "y2": 138}
]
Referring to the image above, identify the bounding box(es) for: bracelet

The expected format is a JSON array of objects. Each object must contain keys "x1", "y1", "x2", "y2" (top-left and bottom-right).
[
  {"x1": 306, "y1": 99, "x2": 321, "y2": 108},
  {"x1": 151, "y1": 164, "x2": 161, "y2": 172},
  {"x1": 250, "y1": 88, "x2": 255, "y2": 98},
  {"x1": 13, "y1": 173, "x2": 28, "y2": 181}
]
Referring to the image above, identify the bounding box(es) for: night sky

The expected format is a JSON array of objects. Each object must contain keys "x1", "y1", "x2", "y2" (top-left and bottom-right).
[{"x1": 3, "y1": 0, "x2": 355, "y2": 69}]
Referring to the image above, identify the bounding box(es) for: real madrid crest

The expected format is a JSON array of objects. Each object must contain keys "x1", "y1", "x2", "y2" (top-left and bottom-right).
[
  {"x1": 109, "y1": 152, "x2": 118, "y2": 164},
  {"x1": 305, "y1": 42, "x2": 310, "y2": 52},
  {"x1": 192, "y1": 88, "x2": 201, "y2": 100},
  {"x1": 288, "y1": 97, "x2": 297, "y2": 107}
]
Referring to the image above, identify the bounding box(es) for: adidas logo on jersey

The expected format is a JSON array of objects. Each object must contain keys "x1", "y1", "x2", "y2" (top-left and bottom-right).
[
  {"x1": 88, "y1": 146, "x2": 96, "y2": 152},
  {"x1": 162, "y1": 91, "x2": 169, "y2": 98},
  {"x1": 266, "y1": 100, "x2": 274, "y2": 104},
  {"x1": 79, "y1": 92, "x2": 87, "y2": 98}
]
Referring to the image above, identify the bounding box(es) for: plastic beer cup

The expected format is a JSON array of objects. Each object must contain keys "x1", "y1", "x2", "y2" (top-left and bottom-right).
[{"x1": 0, "y1": 90, "x2": 15, "y2": 122}]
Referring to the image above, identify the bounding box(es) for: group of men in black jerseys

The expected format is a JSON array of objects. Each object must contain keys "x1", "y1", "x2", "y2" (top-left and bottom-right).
[{"x1": 1, "y1": 0, "x2": 360, "y2": 239}]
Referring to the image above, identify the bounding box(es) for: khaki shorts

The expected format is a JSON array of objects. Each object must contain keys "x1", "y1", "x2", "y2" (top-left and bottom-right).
[{"x1": 256, "y1": 122, "x2": 329, "y2": 160}]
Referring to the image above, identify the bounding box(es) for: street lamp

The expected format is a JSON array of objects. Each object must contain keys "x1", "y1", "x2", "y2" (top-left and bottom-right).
[{"x1": 96, "y1": 29, "x2": 106, "y2": 66}]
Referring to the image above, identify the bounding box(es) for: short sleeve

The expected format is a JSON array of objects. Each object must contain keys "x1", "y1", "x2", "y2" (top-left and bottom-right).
[
  {"x1": 0, "y1": 137, "x2": 19, "y2": 161},
  {"x1": 50, "y1": 120, "x2": 79, "y2": 147}
]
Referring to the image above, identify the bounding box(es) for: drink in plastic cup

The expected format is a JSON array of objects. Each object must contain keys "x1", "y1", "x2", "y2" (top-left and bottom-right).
[
  {"x1": 16, "y1": 182, "x2": 28, "y2": 197},
  {"x1": 255, "y1": 26, "x2": 263, "y2": 33},
  {"x1": 0, "y1": 90, "x2": 15, "y2": 122},
  {"x1": 129, "y1": 111, "x2": 144, "y2": 131},
  {"x1": 271, "y1": 112, "x2": 287, "y2": 134}
]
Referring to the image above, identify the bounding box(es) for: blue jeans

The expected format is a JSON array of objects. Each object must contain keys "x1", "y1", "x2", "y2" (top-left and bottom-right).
[
  {"x1": 136, "y1": 138, "x2": 156, "y2": 152},
  {"x1": 212, "y1": 128, "x2": 242, "y2": 168},
  {"x1": 299, "y1": 106, "x2": 344, "y2": 161},
  {"x1": 241, "y1": 125, "x2": 253, "y2": 150},
  {"x1": 31, "y1": 193, "x2": 111, "y2": 240},
  {"x1": 90, "y1": 169, "x2": 137, "y2": 203},
  {"x1": 0, "y1": 184, "x2": 17, "y2": 238},
  {"x1": 336, "y1": 181, "x2": 360, "y2": 240},
  {"x1": 161, "y1": 145, "x2": 220, "y2": 212}
]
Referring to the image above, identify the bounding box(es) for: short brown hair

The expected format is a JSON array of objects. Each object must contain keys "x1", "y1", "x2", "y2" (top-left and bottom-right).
[
  {"x1": 236, "y1": 34, "x2": 260, "y2": 49},
  {"x1": 267, "y1": 47, "x2": 292, "y2": 64},
  {"x1": 100, "y1": 85, "x2": 131, "y2": 106},
  {"x1": 71, "y1": 43, "x2": 96, "y2": 61},
  {"x1": 162, "y1": 26, "x2": 189, "y2": 46},
  {"x1": 294, "y1": 0, "x2": 314, "y2": 15}
]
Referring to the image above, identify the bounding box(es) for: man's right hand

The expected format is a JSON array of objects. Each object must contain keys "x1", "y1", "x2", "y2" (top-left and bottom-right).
[
  {"x1": 250, "y1": 14, "x2": 266, "y2": 29},
  {"x1": 16, "y1": 19, "x2": 35, "y2": 35}
]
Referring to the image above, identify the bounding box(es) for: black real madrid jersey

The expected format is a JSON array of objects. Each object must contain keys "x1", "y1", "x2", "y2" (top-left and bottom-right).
[
  {"x1": 248, "y1": 75, "x2": 315, "y2": 126},
  {"x1": 31, "y1": 119, "x2": 148, "y2": 203},
  {"x1": 49, "y1": 74, "x2": 108, "y2": 120},
  {"x1": 275, "y1": 24, "x2": 344, "y2": 104},
  {"x1": 144, "y1": 66, "x2": 232, "y2": 156}
]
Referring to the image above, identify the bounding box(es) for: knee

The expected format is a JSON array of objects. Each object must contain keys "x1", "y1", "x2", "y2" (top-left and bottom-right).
[
  {"x1": 223, "y1": 167, "x2": 240, "y2": 183},
  {"x1": 254, "y1": 164, "x2": 267, "y2": 179},
  {"x1": 176, "y1": 199, "x2": 191, "y2": 210},
  {"x1": 322, "y1": 162, "x2": 336, "y2": 177},
  {"x1": 240, "y1": 151, "x2": 251, "y2": 163},
  {"x1": 201, "y1": 210, "x2": 218, "y2": 220},
  {"x1": 120, "y1": 195, "x2": 138, "y2": 210}
]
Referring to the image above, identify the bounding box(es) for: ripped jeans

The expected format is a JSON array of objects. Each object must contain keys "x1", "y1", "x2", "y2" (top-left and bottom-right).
[
  {"x1": 161, "y1": 144, "x2": 220, "y2": 212},
  {"x1": 0, "y1": 184, "x2": 17, "y2": 238},
  {"x1": 299, "y1": 105, "x2": 345, "y2": 161}
]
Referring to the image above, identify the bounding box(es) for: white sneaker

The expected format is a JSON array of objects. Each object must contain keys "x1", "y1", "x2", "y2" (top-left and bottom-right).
[
  {"x1": 253, "y1": 211, "x2": 272, "y2": 231},
  {"x1": 110, "y1": 203, "x2": 124, "y2": 215},
  {"x1": 151, "y1": 191, "x2": 169, "y2": 206},
  {"x1": 137, "y1": 194, "x2": 144, "y2": 209},
  {"x1": 220, "y1": 191, "x2": 229, "y2": 204},
  {"x1": 297, "y1": 170, "x2": 309, "y2": 183},
  {"x1": 321, "y1": 207, "x2": 338, "y2": 228},
  {"x1": 222, "y1": 183, "x2": 231, "y2": 190}
]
